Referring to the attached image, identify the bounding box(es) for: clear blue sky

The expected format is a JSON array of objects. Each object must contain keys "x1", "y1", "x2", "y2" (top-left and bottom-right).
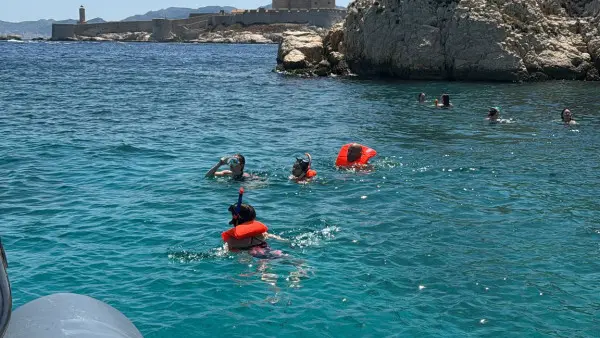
[{"x1": 1, "y1": 0, "x2": 350, "y2": 22}]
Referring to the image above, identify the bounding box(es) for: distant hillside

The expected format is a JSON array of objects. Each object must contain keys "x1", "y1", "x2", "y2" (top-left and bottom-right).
[
  {"x1": 0, "y1": 18, "x2": 105, "y2": 38},
  {"x1": 122, "y1": 6, "x2": 236, "y2": 21}
]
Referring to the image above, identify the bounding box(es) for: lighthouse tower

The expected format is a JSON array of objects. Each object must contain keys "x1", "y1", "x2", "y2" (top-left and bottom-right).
[{"x1": 79, "y1": 6, "x2": 86, "y2": 24}]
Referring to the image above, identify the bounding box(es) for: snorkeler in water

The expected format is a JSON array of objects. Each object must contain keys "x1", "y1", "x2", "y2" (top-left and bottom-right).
[
  {"x1": 335, "y1": 143, "x2": 377, "y2": 169},
  {"x1": 290, "y1": 153, "x2": 317, "y2": 182},
  {"x1": 205, "y1": 153, "x2": 251, "y2": 180},
  {"x1": 221, "y1": 189, "x2": 287, "y2": 259}
]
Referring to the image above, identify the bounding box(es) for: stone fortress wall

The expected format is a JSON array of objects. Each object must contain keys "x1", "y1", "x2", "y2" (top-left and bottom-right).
[
  {"x1": 273, "y1": 0, "x2": 336, "y2": 9},
  {"x1": 52, "y1": 6, "x2": 345, "y2": 41},
  {"x1": 210, "y1": 8, "x2": 345, "y2": 28}
]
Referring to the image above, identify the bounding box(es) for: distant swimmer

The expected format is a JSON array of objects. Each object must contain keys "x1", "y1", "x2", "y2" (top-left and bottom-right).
[
  {"x1": 487, "y1": 107, "x2": 500, "y2": 122},
  {"x1": 221, "y1": 189, "x2": 286, "y2": 258},
  {"x1": 335, "y1": 143, "x2": 377, "y2": 169},
  {"x1": 418, "y1": 92, "x2": 426, "y2": 103},
  {"x1": 290, "y1": 153, "x2": 317, "y2": 182},
  {"x1": 436, "y1": 94, "x2": 453, "y2": 108},
  {"x1": 561, "y1": 108, "x2": 577, "y2": 125},
  {"x1": 205, "y1": 153, "x2": 251, "y2": 180}
]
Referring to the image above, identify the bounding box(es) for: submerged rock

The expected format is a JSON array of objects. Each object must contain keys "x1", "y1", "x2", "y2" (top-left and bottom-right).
[{"x1": 342, "y1": 0, "x2": 600, "y2": 81}]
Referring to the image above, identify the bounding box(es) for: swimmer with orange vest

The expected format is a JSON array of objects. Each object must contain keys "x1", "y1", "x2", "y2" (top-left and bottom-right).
[
  {"x1": 335, "y1": 143, "x2": 377, "y2": 169},
  {"x1": 221, "y1": 188, "x2": 286, "y2": 258},
  {"x1": 290, "y1": 153, "x2": 317, "y2": 182}
]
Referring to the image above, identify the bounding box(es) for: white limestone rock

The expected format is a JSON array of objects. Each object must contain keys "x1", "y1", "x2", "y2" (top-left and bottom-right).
[
  {"x1": 278, "y1": 31, "x2": 324, "y2": 65},
  {"x1": 282, "y1": 49, "x2": 308, "y2": 70},
  {"x1": 342, "y1": 0, "x2": 600, "y2": 81}
]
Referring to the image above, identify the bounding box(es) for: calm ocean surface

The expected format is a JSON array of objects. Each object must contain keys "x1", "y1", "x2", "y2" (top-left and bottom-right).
[{"x1": 1, "y1": 41, "x2": 599, "y2": 337}]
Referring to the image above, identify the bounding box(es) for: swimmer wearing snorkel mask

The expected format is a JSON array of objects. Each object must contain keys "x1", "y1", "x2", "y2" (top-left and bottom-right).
[
  {"x1": 222, "y1": 188, "x2": 287, "y2": 258},
  {"x1": 290, "y1": 153, "x2": 317, "y2": 182},
  {"x1": 205, "y1": 153, "x2": 251, "y2": 180}
]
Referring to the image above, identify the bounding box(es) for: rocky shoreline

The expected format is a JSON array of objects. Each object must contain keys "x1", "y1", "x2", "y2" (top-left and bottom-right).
[
  {"x1": 0, "y1": 35, "x2": 22, "y2": 41},
  {"x1": 65, "y1": 31, "x2": 280, "y2": 44},
  {"x1": 345, "y1": 0, "x2": 600, "y2": 81},
  {"x1": 49, "y1": 23, "x2": 320, "y2": 44},
  {"x1": 277, "y1": 0, "x2": 600, "y2": 81}
]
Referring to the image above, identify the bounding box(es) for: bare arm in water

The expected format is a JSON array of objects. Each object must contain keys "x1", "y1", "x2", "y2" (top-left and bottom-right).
[
  {"x1": 205, "y1": 157, "x2": 230, "y2": 177},
  {"x1": 266, "y1": 233, "x2": 289, "y2": 242}
]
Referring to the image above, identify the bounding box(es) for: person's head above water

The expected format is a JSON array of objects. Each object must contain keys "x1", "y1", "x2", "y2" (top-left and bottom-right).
[
  {"x1": 347, "y1": 143, "x2": 363, "y2": 163},
  {"x1": 441, "y1": 94, "x2": 451, "y2": 107},
  {"x1": 418, "y1": 93, "x2": 426, "y2": 102},
  {"x1": 291, "y1": 153, "x2": 316, "y2": 180},
  {"x1": 488, "y1": 107, "x2": 500, "y2": 120},
  {"x1": 561, "y1": 108, "x2": 573, "y2": 122},
  {"x1": 205, "y1": 153, "x2": 249, "y2": 179},
  {"x1": 228, "y1": 203, "x2": 256, "y2": 225},
  {"x1": 228, "y1": 153, "x2": 245, "y2": 176},
  {"x1": 336, "y1": 143, "x2": 377, "y2": 168},
  {"x1": 292, "y1": 157, "x2": 311, "y2": 178}
]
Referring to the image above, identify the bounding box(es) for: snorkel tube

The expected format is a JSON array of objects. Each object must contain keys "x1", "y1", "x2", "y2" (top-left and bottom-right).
[{"x1": 233, "y1": 187, "x2": 244, "y2": 226}]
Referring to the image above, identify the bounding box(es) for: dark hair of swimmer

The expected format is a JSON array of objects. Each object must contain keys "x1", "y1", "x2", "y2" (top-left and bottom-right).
[
  {"x1": 561, "y1": 108, "x2": 572, "y2": 121},
  {"x1": 488, "y1": 107, "x2": 499, "y2": 116},
  {"x1": 418, "y1": 93, "x2": 426, "y2": 102},
  {"x1": 347, "y1": 143, "x2": 363, "y2": 162},
  {"x1": 293, "y1": 158, "x2": 310, "y2": 174},
  {"x1": 228, "y1": 203, "x2": 256, "y2": 225},
  {"x1": 234, "y1": 153, "x2": 245, "y2": 170},
  {"x1": 442, "y1": 94, "x2": 450, "y2": 107}
]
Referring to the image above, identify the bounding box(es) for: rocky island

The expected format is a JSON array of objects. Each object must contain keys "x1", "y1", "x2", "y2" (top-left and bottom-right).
[
  {"x1": 277, "y1": 0, "x2": 600, "y2": 81},
  {"x1": 0, "y1": 35, "x2": 22, "y2": 41}
]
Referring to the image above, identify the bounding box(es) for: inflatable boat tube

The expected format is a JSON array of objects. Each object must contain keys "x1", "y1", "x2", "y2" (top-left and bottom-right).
[
  {"x1": 0, "y1": 236, "x2": 143, "y2": 338},
  {"x1": 4, "y1": 293, "x2": 143, "y2": 338},
  {"x1": 0, "y1": 238, "x2": 11, "y2": 338}
]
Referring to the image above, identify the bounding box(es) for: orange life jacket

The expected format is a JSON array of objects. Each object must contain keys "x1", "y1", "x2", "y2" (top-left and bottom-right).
[
  {"x1": 306, "y1": 169, "x2": 317, "y2": 178},
  {"x1": 221, "y1": 220, "x2": 268, "y2": 242},
  {"x1": 335, "y1": 144, "x2": 377, "y2": 167}
]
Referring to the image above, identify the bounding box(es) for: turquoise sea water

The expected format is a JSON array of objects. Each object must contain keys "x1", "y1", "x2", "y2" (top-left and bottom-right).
[{"x1": 1, "y1": 41, "x2": 599, "y2": 337}]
